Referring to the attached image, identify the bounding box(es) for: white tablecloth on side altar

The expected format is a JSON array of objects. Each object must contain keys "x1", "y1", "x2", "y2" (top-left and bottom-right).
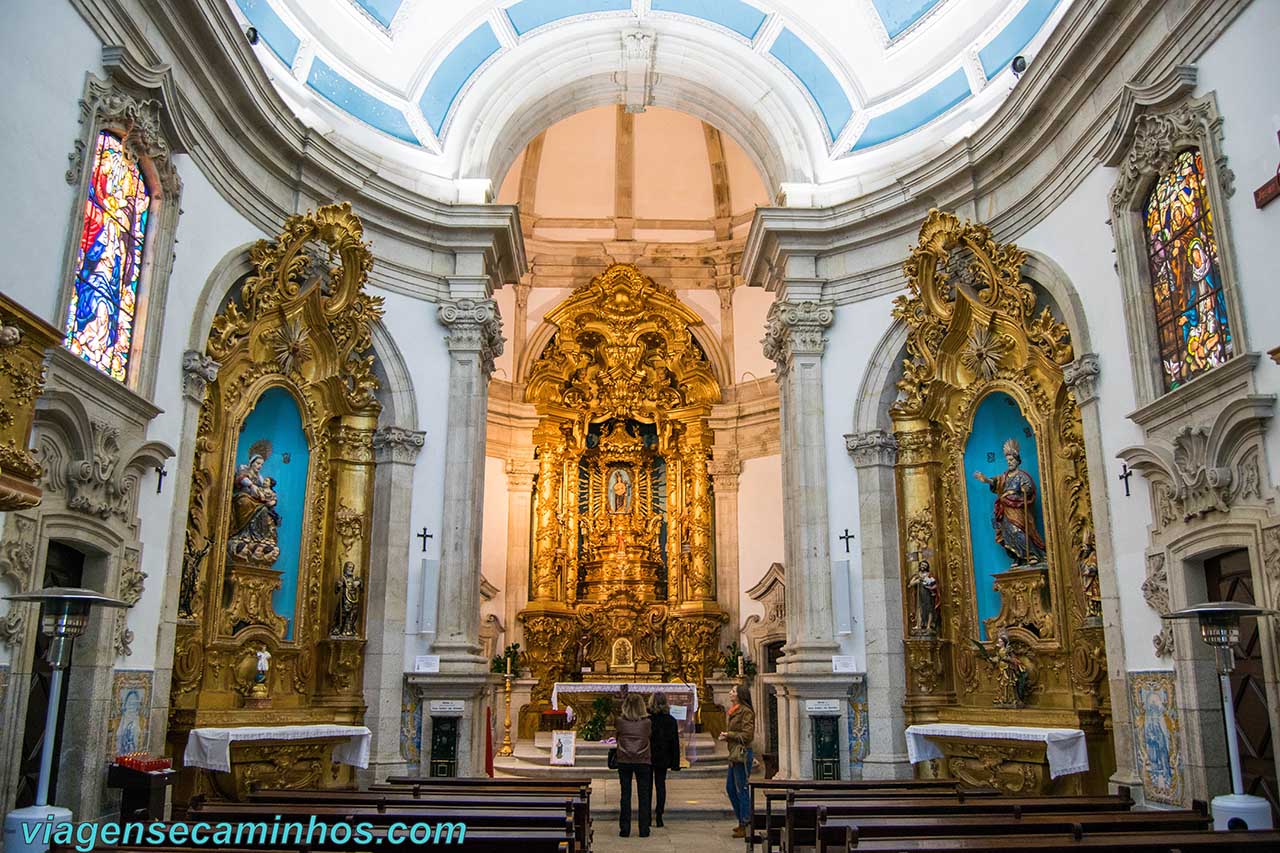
[
  {"x1": 551, "y1": 682, "x2": 699, "y2": 714},
  {"x1": 904, "y1": 723, "x2": 1089, "y2": 779},
  {"x1": 184, "y1": 725, "x2": 372, "y2": 773}
]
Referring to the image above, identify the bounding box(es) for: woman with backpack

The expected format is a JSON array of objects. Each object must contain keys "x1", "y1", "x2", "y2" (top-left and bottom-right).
[{"x1": 648, "y1": 692, "x2": 681, "y2": 827}]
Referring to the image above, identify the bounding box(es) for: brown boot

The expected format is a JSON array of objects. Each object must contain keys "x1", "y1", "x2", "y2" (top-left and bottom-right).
[{"x1": 732, "y1": 824, "x2": 746, "y2": 838}]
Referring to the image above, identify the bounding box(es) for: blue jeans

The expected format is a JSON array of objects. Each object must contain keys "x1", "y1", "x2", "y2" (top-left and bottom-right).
[{"x1": 726, "y1": 748, "x2": 753, "y2": 824}]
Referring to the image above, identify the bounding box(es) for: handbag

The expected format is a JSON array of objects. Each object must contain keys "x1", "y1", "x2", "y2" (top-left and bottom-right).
[
  {"x1": 607, "y1": 747, "x2": 618, "y2": 769},
  {"x1": 727, "y1": 740, "x2": 746, "y2": 765}
]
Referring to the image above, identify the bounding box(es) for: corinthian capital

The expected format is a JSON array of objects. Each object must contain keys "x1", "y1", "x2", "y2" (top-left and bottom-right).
[
  {"x1": 438, "y1": 298, "x2": 504, "y2": 377},
  {"x1": 845, "y1": 429, "x2": 898, "y2": 467},
  {"x1": 373, "y1": 426, "x2": 426, "y2": 464},
  {"x1": 1063, "y1": 353, "x2": 1100, "y2": 405},
  {"x1": 181, "y1": 350, "x2": 220, "y2": 403},
  {"x1": 762, "y1": 299, "x2": 834, "y2": 370}
]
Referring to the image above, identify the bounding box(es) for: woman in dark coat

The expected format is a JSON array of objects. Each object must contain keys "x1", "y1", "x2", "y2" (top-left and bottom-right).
[
  {"x1": 614, "y1": 692, "x2": 653, "y2": 837},
  {"x1": 719, "y1": 684, "x2": 755, "y2": 837},
  {"x1": 648, "y1": 692, "x2": 681, "y2": 827}
]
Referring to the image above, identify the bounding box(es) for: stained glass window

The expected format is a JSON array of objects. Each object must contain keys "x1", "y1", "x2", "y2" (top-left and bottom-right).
[
  {"x1": 63, "y1": 130, "x2": 151, "y2": 382},
  {"x1": 1143, "y1": 148, "x2": 1232, "y2": 391}
]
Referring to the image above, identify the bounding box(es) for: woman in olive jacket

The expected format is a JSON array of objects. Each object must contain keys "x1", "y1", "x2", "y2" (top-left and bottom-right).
[
  {"x1": 648, "y1": 692, "x2": 681, "y2": 827},
  {"x1": 614, "y1": 692, "x2": 653, "y2": 837},
  {"x1": 719, "y1": 684, "x2": 755, "y2": 837}
]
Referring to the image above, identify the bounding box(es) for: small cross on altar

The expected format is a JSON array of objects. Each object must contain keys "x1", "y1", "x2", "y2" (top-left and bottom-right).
[
  {"x1": 1118, "y1": 463, "x2": 1133, "y2": 497},
  {"x1": 416, "y1": 527, "x2": 434, "y2": 553},
  {"x1": 838, "y1": 528, "x2": 855, "y2": 554}
]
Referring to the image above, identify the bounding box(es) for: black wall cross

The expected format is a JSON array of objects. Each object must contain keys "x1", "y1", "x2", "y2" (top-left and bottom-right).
[
  {"x1": 1118, "y1": 463, "x2": 1133, "y2": 497},
  {"x1": 416, "y1": 527, "x2": 434, "y2": 553},
  {"x1": 838, "y1": 528, "x2": 855, "y2": 554},
  {"x1": 155, "y1": 466, "x2": 168, "y2": 494}
]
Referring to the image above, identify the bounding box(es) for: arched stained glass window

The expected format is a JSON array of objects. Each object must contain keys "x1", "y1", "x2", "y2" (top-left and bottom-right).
[
  {"x1": 1143, "y1": 148, "x2": 1232, "y2": 391},
  {"x1": 63, "y1": 130, "x2": 151, "y2": 382}
]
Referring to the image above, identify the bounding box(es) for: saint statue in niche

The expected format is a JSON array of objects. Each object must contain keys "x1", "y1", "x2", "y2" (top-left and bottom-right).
[
  {"x1": 906, "y1": 559, "x2": 941, "y2": 636},
  {"x1": 333, "y1": 560, "x2": 363, "y2": 637},
  {"x1": 972, "y1": 438, "x2": 1045, "y2": 566},
  {"x1": 607, "y1": 467, "x2": 632, "y2": 514},
  {"x1": 229, "y1": 439, "x2": 282, "y2": 562}
]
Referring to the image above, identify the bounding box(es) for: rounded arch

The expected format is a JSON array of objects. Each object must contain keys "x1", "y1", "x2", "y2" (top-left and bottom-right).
[
  {"x1": 187, "y1": 241, "x2": 258, "y2": 352},
  {"x1": 449, "y1": 19, "x2": 825, "y2": 194},
  {"x1": 1021, "y1": 249, "x2": 1094, "y2": 355},
  {"x1": 852, "y1": 317, "x2": 908, "y2": 435}
]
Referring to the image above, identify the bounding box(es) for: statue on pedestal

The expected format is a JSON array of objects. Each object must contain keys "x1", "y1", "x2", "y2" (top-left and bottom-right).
[
  {"x1": 229, "y1": 440, "x2": 282, "y2": 563},
  {"x1": 972, "y1": 438, "x2": 1046, "y2": 566},
  {"x1": 974, "y1": 629, "x2": 1031, "y2": 707},
  {"x1": 333, "y1": 561, "x2": 363, "y2": 637},
  {"x1": 906, "y1": 559, "x2": 941, "y2": 636}
]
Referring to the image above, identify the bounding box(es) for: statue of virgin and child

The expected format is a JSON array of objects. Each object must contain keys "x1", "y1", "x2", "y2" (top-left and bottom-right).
[{"x1": 228, "y1": 439, "x2": 283, "y2": 563}]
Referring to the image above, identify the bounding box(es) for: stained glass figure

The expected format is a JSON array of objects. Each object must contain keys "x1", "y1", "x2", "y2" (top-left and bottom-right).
[
  {"x1": 63, "y1": 130, "x2": 151, "y2": 382},
  {"x1": 1143, "y1": 148, "x2": 1232, "y2": 390}
]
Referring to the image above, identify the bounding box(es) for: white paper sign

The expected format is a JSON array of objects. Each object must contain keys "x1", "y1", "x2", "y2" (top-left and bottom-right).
[
  {"x1": 414, "y1": 655, "x2": 440, "y2": 673},
  {"x1": 429, "y1": 700, "x2": 464, "y2": 715},
  {"x1": 805, "y1": 699, "x2": 841, "y2": 715},
  {"x1": 831, "y1": 655, "x2": 857, "y2": 673},
  {"x1": 550, "y1": 731, "x2": 577, "y2": 766},
  {"x1": 669, "y1": 705, "x2": 688, "y2": 721}
]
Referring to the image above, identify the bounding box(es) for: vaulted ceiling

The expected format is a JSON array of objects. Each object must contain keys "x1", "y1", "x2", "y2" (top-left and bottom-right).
[{"x1": 229, "y1": 0, "x2": 1072, "y2": 201}]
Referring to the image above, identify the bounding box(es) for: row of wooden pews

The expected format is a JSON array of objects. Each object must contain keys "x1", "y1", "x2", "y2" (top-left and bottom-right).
[
  {"x1": 75, "y1": 777, "x2": 593, "y2": 853},
  {"x1": 748, "y1": 778, "x2": 1280, "y2": 853}
]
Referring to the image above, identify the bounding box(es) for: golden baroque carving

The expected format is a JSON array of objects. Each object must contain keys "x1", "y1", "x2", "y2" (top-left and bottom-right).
[{"x1": 0, "y1": 294, "x2": 61, "y2": 511}]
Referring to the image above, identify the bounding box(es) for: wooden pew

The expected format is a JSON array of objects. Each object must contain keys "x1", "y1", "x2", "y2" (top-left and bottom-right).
[
  {"x1": 783, "y1": 791, "x2": 1135, "y2": 851},
  {"x1": 814, "y1": 807, "x2": 1212, "y2": 853},
  {"x1": 828, "y1": 828, "x2": 1280, "y2": 851}
]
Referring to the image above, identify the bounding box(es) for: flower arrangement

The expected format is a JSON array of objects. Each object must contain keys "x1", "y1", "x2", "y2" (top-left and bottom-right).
[
  {"x1": 490, "y1": 643, "x2": 522, "y2": 676},
  {"x1": 719, "y1": 642, "x2": 757, "y2": 678},
  {"x1": 577, "y1": 695, "x2": 614, "y2": 742}
]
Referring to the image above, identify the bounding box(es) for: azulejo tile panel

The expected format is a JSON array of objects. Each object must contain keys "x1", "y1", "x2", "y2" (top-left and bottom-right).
[{"x1": 1129, "y1": 670, "x2": 1184, "y2": 805}]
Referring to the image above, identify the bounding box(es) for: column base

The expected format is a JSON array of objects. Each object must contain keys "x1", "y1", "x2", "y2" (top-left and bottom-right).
[
  {"x1": 859, "y1": 751, "x2": 914, "y2": 780},
  {"x1": 407, "y1": 672, "x2": 493, "y2": 777},
  {"x1": 763, "y1": 670, "x2": 864, "y2": 780},
  {"x1": 776, "y1": 641, "x2": 841, "y2": 673}
]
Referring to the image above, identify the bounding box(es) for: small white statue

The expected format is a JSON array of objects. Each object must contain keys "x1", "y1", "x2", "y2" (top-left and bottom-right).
[{"x1": 255, "y1": 649, "x2": 272, "y2": 674}]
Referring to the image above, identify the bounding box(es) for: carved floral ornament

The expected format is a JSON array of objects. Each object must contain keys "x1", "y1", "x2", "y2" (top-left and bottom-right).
[
  {"x1": 172, "y1": 204, "x2": 383, "y2": 729},
  {"x1": 890, "y1": 210, "x2": 1107, "y2": 725}
]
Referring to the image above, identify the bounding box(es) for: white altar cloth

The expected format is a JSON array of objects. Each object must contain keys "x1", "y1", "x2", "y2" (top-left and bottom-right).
[
  {"x1": 184, "y1": 724, "x2": 372, "y2": 773},
  {"x1": 905, "y1": 723, "x2": 1088, "y2": 779},
  {"x1": 551, "y1": 682, "x2": 699, "y2": 714}
]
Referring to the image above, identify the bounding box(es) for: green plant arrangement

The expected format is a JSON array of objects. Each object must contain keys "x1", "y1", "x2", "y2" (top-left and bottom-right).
[
  {"x1": 490, "y1": 642, "x2": 522, "y2": 676},
  {"x1": 577, "y1": 695, "x2": 613, "y2": 741},
  {"x1": 719, "y1": 642, "x2": 757, "y2": 678}
]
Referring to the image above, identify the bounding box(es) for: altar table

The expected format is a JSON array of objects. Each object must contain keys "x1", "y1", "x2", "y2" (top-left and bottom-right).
[
  {"x1": 551, "y1": 682, "x2": 699, "y2": 714},
  {"x1": 905, "y1": 723, "x2": 1088, "y2": 779},
  {"x1": 183, "y1": 724, "x2": 372, "y2": 773}
]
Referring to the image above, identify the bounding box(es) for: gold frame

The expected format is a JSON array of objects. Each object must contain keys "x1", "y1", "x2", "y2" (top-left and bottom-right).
[
  {"x1": 168, "y1": 205, "x2": 382, "y2": 787},
  {"x1": 891, "y1": 211, "x2": 1112, "y2": 790}
]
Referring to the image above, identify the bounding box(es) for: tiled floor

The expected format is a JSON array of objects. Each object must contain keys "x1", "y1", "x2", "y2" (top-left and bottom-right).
[{"x1": 590, "y1": 776, "x2": 744, "y2": 852}]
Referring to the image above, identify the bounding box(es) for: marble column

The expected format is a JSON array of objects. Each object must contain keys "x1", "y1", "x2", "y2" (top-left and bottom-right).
[
  {"x1": 504, "y1": 456, "x2": 538, "y2": 646},
  {"x1": 362, "y1": 426, "x2": 425, "y2": 784},
  {"x1": 709, "y1": 453, "x2": 742, "y2": 640},
  {"x1": 762, "y1": 298, "x2": 838, "y2": 670},
  {"x1": 432, "y1": 297, "x2": 503, "y2": 670},
  {"x1": 845, "y1": 429, "x2": 912, "y2": 779},
  {"x1": 1064, "y1": 353, "x2": 1142, "y2": 794}
]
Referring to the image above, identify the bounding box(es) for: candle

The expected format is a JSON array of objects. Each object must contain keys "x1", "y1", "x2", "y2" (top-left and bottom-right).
[
  {"x1": 506, "y1": 654, "x2": 511, "y2": 676},
  {"x1": 738, "y1": 655, "x2": 744, "y2": 677}
]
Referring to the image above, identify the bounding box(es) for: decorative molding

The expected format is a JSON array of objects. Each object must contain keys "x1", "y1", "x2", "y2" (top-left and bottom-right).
[
  {"x1": 0, "y1": 514, "x2": 38, "y2": 591},
  {"x1": 618, "y1": 29, "x2": 656, "y2": 114},
  {"x1": 744, "y1": 561, "x2": 786, "y2": 628},
  {"x1": 762, "y1": 299, "x2": 834, "y2": 370},
  {"x1": 372, "y1": 426, "x2": 425, "y2": 464},
  {"x1": 1063, "y1": 353, "x2": 1101, "y2": 406},
  {"x1": 1096, "y1": 65, "x2": 1199, "y2": 165},
  {"x1": 1141, "y1": 553, "x2": 1174, "y2": 658},
  {"x1": 845, "y1": 429, "x2": 898, "y2": 468},
  {"x1": 181, "y1": 350, "x2": 220, "y2": 403},
  {"x1": 0, "y1": 608, "x2": 23, "y2": 648},
  {"x1": 438, "y1": 298, "x2": 504, "y2": 378}
]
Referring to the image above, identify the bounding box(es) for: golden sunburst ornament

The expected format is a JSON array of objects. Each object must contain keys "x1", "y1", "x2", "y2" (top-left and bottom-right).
[
  {"x1": 265, "y1": 319, "x2": 313, "y2": 374},
  {"x1": 961, "y1": 326, "x2": 1007, "y2": 379}
]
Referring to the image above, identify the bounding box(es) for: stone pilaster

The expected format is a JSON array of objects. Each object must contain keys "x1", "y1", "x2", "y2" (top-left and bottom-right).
[
  {"x1": 504, "y1": 456, "x2": 538, "y2": 645},
  {"x1": 432, "y1": 298, "x2": 503, "y2": 669},
  {"x1": 762, "y1": 299, "x2": 838, "y2": 671},
  {"x1": 709, "y1": 453, "x2": 742, "y2": 639},
  {"x1": 1065, "y1": 352, "x2": 1142, "y2": 794},
  {"x1": 845, "y1": 429, "x2": 911, "y2": 779},
  {"x1": 362, "y1": 426, "x2": 424, "y2": 784}
]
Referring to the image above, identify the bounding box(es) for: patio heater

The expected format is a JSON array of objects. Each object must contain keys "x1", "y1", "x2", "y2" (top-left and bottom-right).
[
  {"x1": 1163, "y1": 600, "x2": 1277, "y2": 830},
  {"x1": 2, "y1": 588, "x2": 128, "y2": 853}
]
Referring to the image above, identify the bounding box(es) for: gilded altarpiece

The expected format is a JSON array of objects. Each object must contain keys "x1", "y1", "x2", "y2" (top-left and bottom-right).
[
  {"x1": 518, "y1": 264, "x2": 727, "y2": 723},
  {"x1": 167, "y1": 205, "x2": 382, "y2": 801},
  {"x1": 892, "y1": 212, "x2": 1114, "y2": 793}
]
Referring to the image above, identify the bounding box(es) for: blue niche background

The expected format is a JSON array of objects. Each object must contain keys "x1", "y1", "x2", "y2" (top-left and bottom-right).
[
  {"x1": 234, "y1": 386, "x2": 310, "y2": 639},
  {"x1": 963, "y1": 391, "x2": 1046, "y2": 638}
]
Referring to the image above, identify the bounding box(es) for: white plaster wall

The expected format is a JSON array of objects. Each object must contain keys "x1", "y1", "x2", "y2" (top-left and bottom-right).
[
  {"x1": 733, "y1": 286, "x2": 776, "y2": 383},
  {"x1": 480, "y1": 455, "x2": 510, "y2": 605},
  {"x1": 0, "y1": 0, "x2": 101, "y2": 323},
  {"x1": 677, "y1": 288, "x2": 722, "y2": 340},
  {"x1": 737, "y1": 454, "x2": 785, "y2": 634},
  {"x1": 1018, "y1": 167, "x2": 1157, "y2": 669},
  {"x1": 1195, "y1": 0, "x2": 1280, "y2": 486},
  {"x1": 385, "y1": 293, "x2": 452, "y2": 667},
  {"x1": 491, "y1": 285, "x2": 516, "y2": 381}
]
